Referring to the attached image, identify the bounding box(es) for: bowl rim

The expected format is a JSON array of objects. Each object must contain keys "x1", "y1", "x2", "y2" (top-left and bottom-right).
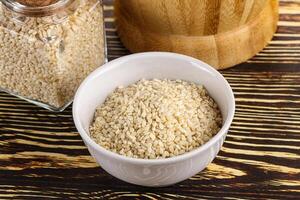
[{"x1": 73, "y1": 52, "x2": 235, "y2": 165}]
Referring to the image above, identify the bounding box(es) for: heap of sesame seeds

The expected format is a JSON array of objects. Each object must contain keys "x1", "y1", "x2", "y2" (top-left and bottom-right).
[
  {"x1": 90, "y1": 79, "x2": 222, "y2": 159},
  {"x1": 0, "y1": 0, "x2": 105, "y2": 108}
]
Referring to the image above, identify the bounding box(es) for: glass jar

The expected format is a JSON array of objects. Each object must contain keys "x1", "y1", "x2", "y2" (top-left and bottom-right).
[{"x1": 0, "y1": 0, "x2": 106, "y2": 111}]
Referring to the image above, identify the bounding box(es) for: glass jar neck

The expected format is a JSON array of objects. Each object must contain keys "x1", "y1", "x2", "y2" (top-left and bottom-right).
[{"x1": 0, "y1": 0, "x2": 75, "y2": 17}]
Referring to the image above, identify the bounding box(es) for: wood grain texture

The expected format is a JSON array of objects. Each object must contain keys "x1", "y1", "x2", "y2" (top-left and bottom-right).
[
  {"x1": 1, "y1": 0, "x2": 300, "y2": 199},
  {"x1": 114, "y1": 0, "x2": 279, "y2": 69}
]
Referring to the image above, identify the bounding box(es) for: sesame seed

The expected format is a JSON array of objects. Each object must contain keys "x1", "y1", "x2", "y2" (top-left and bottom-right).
[{"x1": 90, "y1": 79, "x2": 222, "y2": 159}]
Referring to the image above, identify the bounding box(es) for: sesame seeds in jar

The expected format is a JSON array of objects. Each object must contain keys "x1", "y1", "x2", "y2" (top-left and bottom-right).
[{"x1": 0, "y1": 0, "x2": 106, "y2": 111}]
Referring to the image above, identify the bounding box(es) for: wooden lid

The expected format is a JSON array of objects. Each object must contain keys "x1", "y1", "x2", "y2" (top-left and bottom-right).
[{"x1": 16, "y1": 0, "x2": 59, "y2": 7}]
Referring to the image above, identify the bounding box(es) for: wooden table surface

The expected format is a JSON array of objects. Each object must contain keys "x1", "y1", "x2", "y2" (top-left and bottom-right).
[{"x1": 1, "y1": 0, "x2": 300, "y2": 199}]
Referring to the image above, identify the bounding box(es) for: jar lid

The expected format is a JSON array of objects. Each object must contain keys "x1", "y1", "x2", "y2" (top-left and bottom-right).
[
  {"x1": 0, "y1": 0, "x2": 75, "y2": 17},
  {"x1": 15, "y1": 0, "x2": 60, "y2": 7}
]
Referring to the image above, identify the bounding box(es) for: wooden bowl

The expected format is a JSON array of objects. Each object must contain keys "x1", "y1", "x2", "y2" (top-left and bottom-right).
[{"x1": 114, "y1": 0, "x2": 279, "y2": 69}]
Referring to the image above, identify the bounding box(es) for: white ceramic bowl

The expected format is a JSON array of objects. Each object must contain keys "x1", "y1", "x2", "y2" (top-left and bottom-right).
[{"x1": 73, "y1": 52, "x2": 235, "y2": 187}]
